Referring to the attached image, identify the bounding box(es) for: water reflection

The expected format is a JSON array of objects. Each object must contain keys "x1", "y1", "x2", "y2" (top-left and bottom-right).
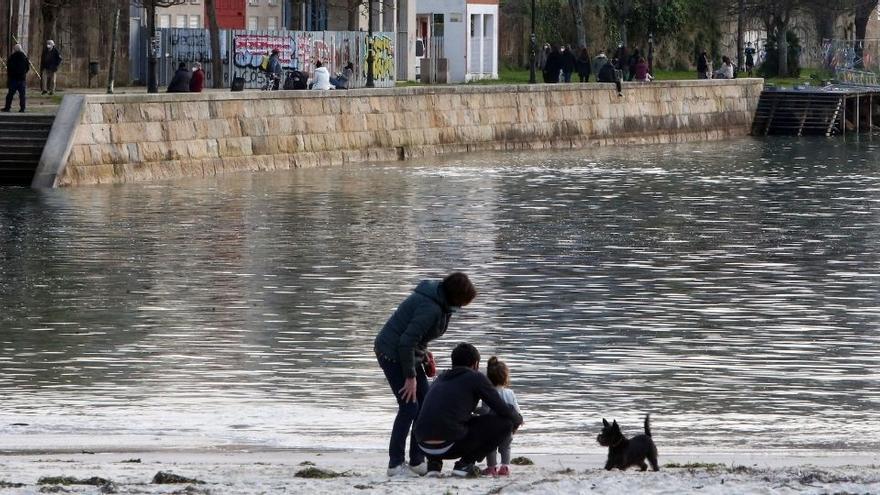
[{"x1": 1, "y1": 136, "x2": 879, "y2": 452}]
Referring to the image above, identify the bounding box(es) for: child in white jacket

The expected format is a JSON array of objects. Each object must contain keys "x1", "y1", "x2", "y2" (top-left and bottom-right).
[{"x1": 482, "y1": 356, "x2": 521, "y2": 476}]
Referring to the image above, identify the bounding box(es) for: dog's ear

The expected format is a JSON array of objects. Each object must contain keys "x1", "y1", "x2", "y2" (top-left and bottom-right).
[
  {"x1": 602, "y1": 418, "x2": 610, "y2": 427},
  {"x1": 612, "y1": 420, "x2": 619, "y2": 429}
]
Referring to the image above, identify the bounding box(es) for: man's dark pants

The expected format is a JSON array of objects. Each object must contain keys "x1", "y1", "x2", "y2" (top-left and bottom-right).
[
  {"x1": 4, "y1": 80, "x2": 26, "y2": 111},
  {"x1": 378, "y1": 353, "x2": 428, "y2": 469},
  {"x1": 424, "y1": 415, "x2": 515, "y2": 468}
]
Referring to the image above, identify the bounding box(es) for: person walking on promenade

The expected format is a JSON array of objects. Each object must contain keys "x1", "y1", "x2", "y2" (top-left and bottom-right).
[
  {"x1": 745, "y1": 42, "x2": 755, "y2": 76},
  {"x1": 415, "y1": 343, "x2": 523, "y2": 477},
  {"x1": 543, "y1": 45, "x2": 562, "y2": 83},
  {"x1": 167, "y1": 62, "x2": 192, "y2": 92},
  {"x1": 561, "y1": 44, "x2": 576, "y2": 83},
  {"x1": 189, "y1": 62, "x2": 205, "y2": 93},
  {"x1": 592, "y1": 52, "x2": 608, "y2": 81},
  {"x1": 598, "y1": 57, "x2": 623, "y2": 96},
  {"x1": 633, "y1": 56, "x2": 652, "y2": 82},
  {"x1": 627, "y1": 49, "x2": 641, "y2": 81},
  {"x1": 697, "y1": 50, "x2": 710, "y2": 79},
  {"x1": 375, "y1": 272, "x2": 477, "y2": 477},
  {"x1": 538, "y1": 43, "x2": 550, "y2": 71},
  {"x1": 3, "y1": 44, "x2": 29, "y2": 113},
  {"x1": 615, "y1": 44, "x2": 629, "y2": 79},
  {"x1": 575, "y1": 47, "x2": 591, "y2": 82},
  {"x1": 39, "y1": 40, "x2": 62, "y2": 96}
]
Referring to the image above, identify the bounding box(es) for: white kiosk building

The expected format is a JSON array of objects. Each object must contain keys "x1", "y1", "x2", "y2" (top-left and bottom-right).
[{"x1": 415, "y1": 0, "x2": 498, "y2": 82}]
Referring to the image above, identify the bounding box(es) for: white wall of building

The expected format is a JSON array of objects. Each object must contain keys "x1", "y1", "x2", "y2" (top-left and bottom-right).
[{"x1": 465, "y1": 3, "x2": 497, "y2": 80}]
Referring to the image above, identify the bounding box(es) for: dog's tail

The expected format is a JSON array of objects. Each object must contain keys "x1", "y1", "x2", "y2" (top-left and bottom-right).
[{"x1": 644, "y1": 414, "x2": 652, "y2": 437}]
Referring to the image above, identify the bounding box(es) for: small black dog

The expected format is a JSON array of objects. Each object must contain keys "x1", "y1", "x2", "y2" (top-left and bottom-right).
[{"x1": 596, "y1": 414, "x2": 659, "y2": 471}]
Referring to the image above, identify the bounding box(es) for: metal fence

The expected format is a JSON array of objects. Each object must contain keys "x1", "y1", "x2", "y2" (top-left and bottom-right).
[
  {"x1": 145, "y1": 28, "x2": 397, "y2": 89},
  {"x1": 821, "y1": 39, "x2": 880, "y2": 84}
]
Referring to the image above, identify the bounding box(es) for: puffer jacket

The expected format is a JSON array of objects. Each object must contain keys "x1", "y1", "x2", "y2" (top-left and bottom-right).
[{"x1": 374, "y1": 280, "x2": 452, "y2": 378}]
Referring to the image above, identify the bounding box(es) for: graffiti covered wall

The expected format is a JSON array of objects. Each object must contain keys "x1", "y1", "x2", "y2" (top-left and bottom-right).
[{"x1": 160, "y1": 28, "x2": 395, "y2": 89}]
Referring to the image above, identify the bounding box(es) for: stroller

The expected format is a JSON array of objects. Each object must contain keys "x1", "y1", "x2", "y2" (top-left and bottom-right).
[{"x1": 283, "y1": 69, "x2": 308, "y2": 90}]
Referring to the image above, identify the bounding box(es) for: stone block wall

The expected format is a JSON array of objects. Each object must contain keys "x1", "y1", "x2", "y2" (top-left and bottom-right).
[{"x1": 53, "y1": 79, "x2": 762, "y2": 187}]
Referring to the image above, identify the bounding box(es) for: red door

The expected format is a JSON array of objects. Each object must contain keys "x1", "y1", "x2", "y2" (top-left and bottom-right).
[{"x1": 209, "y1": 0, "x2": 246, "y2": 29}]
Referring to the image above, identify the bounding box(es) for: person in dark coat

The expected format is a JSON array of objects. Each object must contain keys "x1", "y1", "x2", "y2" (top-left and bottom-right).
[
  {"x1": 598, "y1": 58, "x2": 623, "y2": 96},
  {"x1": 40, "y1": 40, "x2": 62, "y2": 95},
  {"x1": 167, "y1": 62, "x2": 192, "y2": 92},
  {"x1": 415, "y1": 343, "x2": 524, "y2": 477},
  {"x1": 575, "y1": 47, "x2": 591, "y2": 82},
  {"x1": 615, "y1": 45, "x2": 629, "y2": 79},
  {"x1": 561, "y1": 44, "x2": 577, "y2": 83},
  {"x1": 542, "y1": 45, "x2": 562, "y2": 83},
  {"x1": 374, "y1": 272, "x2": 477, "y2": 477},
  {"x1": 3, "y1": 44, "x2": 29, "y2": 113},
  {"x1": 626, "y1": 49, "x2": 640, "y2": 81},
  {"x1": 189, "y1": 62, "x2": 205, "y2": 93},
  {"x1": 697, "y1": 50, "x2": 710, "y2": 79}
]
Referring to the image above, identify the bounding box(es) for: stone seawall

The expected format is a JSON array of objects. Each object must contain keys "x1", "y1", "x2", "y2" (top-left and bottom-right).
[{"x1": 35, "y1": 80, "x2": 763, "y2": 187}]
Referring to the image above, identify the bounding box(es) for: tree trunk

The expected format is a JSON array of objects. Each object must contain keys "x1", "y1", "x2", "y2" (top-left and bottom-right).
[
  {"x1": 855, "y1": 0, "x2": 875, "y2": 41},
  {"x1": 348, "y1": 0, "x2": 360, "y2": 31},
  {"x1": 736, "y1": 0, "x2": 743, "y2": 72},
  {"x1": 205, "y1": 0, "x2": 223, "y2": 88},
  {"x1": 777, "y1": 22, "x2": 788, "y2": 77},
  {"x1": 568, "y1": 0, "x2": 586, "y2": 48},
  {"x1": 41, "y1": 4, "x2": 59, "y2": 43},
  {"x1": 107, "y1": 7, "x2": 120, "y2": 94},
  {"x1": 147, "y1": 3, "x2": 158, "y2": 93}
]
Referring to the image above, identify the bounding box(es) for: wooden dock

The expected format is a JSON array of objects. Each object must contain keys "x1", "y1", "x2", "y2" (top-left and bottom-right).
[{"x1": 751, "y1": 85, "x2": 880, "y2": 137}]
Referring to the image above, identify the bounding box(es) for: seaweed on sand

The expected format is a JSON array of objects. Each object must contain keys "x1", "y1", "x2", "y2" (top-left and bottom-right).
[
  {"x1": 511, "y1": 456, "x2": 535, "y2": 466},
  {"x1": 152, "y1": 472, "x2": 206, "y2": 484},
  {"x1": 37, "y1": 476, "x2": 110, "y2": 486},
  {"x1": 294, "y1": 467, "x2": 344, "y2": 479}
]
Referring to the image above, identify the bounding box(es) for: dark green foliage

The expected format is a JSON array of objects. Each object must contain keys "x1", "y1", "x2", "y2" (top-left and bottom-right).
[{"x1": 759, "y1": 30, "x2": 802, "y2": 78}]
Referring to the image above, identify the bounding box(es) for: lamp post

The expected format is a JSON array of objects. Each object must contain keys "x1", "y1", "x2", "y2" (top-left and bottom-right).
[
  {"x1": 366, "y1": 0, "x2": 375, "y2": 88},
  {"x1": 647, "y1": 0, "x2": 655, "y2": 76},
  {"x1": 528, "y1": 0, "x2": 536, "y2": 84}
]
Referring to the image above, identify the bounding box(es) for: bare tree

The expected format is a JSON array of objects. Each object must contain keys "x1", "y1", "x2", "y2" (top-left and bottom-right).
[
  {"x1": 569, "y1": 0, "x2": 587, "y2": 48},
  {"x1": 40, "y1": 0, "x2": 74, "y2": 42},
  {"x1": 205, "y1": 0, "x2": 223, "y2": 88},
  {"x1": 133, "y1": 0, "x2": 187, "y2": 93}
]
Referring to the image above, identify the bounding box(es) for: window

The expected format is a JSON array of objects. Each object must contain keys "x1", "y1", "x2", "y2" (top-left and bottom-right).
[
  {"x1": 267, "y1": 16, "x2": 278, "y2": 30},
  {"x1": 190, "y1": 0, "x2": 200, "y2": 4},
  {"x1": 268, "y1": 0, "x2": 278, "y2": 5},
  {"x1": 248, "y1": 16, "x2": 259, "y2": 30},
  {"x1": 176, "y1": 15, "x2": 187, "y2": 28},
  {"x1": 158, "y1": 14, "x2": 171, "y2": 28},
  {"x1": 189, "y1": 15, "x2": 201, "y2": 28},
  {"x1": 432, "y1": 13, "x2": 444, "y2": 37},
  {"x1": 248, "y1": 0, "x2": 258, "y2": 5}
]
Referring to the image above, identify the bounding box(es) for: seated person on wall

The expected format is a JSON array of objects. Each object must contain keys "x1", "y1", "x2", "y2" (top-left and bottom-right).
[
  {"x1": 713, "y1": 56, "x2": 734, "y2": 79},
  {"x1": 330, "y1": 62, "x2": 354, "y2": 89},
  {"x1": 414, "y1": 343, "x2": 523, "y2": 478},
  {"x1": 310, "y1": 60, "x2": 335, "y2": 90},
  {"x1": 633, "y1": 57, "x2": 653, "y2": 82},
  {"x1": 167, "y1": 62, "x2": 192, "y2": 93},
  {"x1": 190, "y1": 62, "x2": 205, "y2": 93},
  {"x1": 597, "y1": 58, "x2": 623, "y2": 96}
]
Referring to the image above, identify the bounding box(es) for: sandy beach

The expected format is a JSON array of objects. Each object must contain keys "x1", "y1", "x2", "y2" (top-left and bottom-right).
[{"x1": 1, "y1": 448, "x2": 879, "y2": 494}]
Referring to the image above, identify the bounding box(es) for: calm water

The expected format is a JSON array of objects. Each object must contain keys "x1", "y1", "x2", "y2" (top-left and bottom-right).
[{"x1": 1, "y1": 137, "x2": 879, "y2": 454}]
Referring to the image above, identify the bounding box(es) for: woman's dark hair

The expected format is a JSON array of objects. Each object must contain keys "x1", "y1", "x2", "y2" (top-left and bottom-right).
[
  {"x1": 442, "y1": 272, "x2": 477, "y2": 307},
  {"x1": 316, "y1": 60, "x2": 323, "y2": 68},
  {"x1": 451, "y1": 343, "x2": 480, "y2": 368},
  {"x1": 487, "y1": 356, "x2": 510, "y2": 387}
]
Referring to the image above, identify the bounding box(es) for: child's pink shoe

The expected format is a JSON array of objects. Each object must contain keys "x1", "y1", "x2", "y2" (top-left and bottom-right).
[
  {"x1": 482, "y1": 466, "x2": 498, "y2": 476},
  {"x1": 497, "y1": 465, "x2": 510, "y2": 476}
]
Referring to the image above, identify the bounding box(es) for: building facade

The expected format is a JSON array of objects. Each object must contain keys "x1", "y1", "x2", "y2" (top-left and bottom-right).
[{"x1": 152, "y1": 0, "x2": 281, "y2": 30}]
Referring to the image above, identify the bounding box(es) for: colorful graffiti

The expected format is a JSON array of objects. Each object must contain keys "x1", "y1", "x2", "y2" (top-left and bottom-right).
[
  {"x1": 158, "y1": 28, "x2": 396, "y2": 89},
  {"x1": 365, "y1": 35, "x2": 395, "y2": 82}
]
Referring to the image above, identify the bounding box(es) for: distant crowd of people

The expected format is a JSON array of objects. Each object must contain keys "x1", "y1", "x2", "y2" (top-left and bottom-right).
[
  {"x1": 255, "y1": 48, "x2": 354, "y2": 92},
  {"x1": 537, "y1": 43, "x2": 654, "y2": 96}
]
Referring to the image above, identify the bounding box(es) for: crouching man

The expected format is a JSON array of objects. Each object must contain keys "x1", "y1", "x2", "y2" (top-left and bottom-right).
[{"x1": 414, "y1": 343, "x2": 523, "y2": 477}]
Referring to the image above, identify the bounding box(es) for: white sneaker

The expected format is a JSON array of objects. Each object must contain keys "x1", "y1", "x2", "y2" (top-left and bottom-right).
[
  {"x1": 386, "y1": 464, "x2": 420, "y2": 477},
  {"x1": 409, "y1": 463, "x2": 428, "y2": 476}
]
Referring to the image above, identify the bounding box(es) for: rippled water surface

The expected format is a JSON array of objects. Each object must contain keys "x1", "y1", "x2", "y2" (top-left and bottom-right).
[{"x1": 1, "y1": 137, "x2": 879, "y2": 454}]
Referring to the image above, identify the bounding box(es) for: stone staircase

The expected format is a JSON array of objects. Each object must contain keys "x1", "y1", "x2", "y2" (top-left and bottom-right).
[{"x1": 0, "y1": 113, "x2": 55, "y2": 186}]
